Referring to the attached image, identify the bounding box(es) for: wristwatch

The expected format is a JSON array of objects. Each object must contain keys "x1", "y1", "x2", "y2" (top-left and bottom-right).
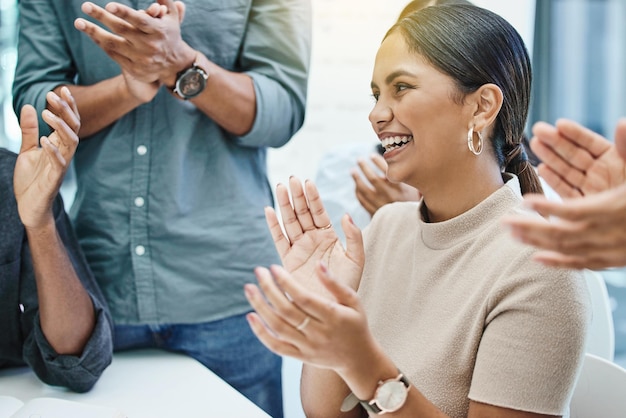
[
  {"x1": 340, "y1": 371, "x2": 410, "y2": 415},
  {"x1": 172, "y1": 62, "x2": 209, "y2": 100}
]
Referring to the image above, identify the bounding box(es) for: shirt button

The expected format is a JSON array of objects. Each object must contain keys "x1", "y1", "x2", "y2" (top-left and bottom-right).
[
  {"x1": 134, "y1": 197, "x2": 145, "y2": 207},
  {"x1": 135, "y1": 245, "x2": 146, "y2": 256},
  {"x1": 136, "y1": 145, "x2": 147, "y2": 155}
]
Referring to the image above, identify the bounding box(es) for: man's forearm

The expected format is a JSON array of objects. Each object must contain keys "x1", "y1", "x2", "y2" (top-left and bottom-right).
[
  {"x1": 54, "y1": 75, "x2": 144, "y2": 138},
  {"x1": 26, "y1": 221, "x2": 96, "y2": 355},
  {"x1": 182, "y1": 52, "x2": 257, "y2": 136}
]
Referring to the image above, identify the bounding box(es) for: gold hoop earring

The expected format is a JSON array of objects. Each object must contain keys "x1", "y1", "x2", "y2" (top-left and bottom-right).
[{"x1": 467, "y1": 128, "x2": 483, "y2": 156}]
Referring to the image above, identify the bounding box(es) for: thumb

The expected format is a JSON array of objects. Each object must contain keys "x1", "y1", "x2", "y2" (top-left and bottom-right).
[
  {"x1": 615, "y1": 118, "x2": 626, "y2": 162},
  {"x1": 342, "y1": 213, "x2": 365, "y2": 269},
  {"x1": 174, "y1": 1, "x2": 185, "y2": 22},
  {"x1": 317, "y1": 262, "x2": 361, "y2": 311},
  {"x1": 157, "y1": 0, "x2": 182, "y2": 21},
  {"x1": 19, "y1": 105, "x2": 39, "y2": 154}
]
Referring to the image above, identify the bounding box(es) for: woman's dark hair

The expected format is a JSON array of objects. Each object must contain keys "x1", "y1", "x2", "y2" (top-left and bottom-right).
[
  {"x1": 388, "y1": 4, "x2": 543, "y2": 195},
  {"x1": 398, "y1": 0, "x2": 472, "y2": 21}
]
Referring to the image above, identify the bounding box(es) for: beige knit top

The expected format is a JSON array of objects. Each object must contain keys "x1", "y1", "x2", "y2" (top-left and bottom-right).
[{"x1": 357, "y1": 176, "x2": 590, "y2": 418}]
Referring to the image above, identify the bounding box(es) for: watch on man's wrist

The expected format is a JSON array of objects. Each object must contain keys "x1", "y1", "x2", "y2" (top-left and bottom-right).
[
  {"x1": 340, "y1": 371, "x2": 410, "y2": 415},
  {"x1": 172, "y1": 62, "x2": 209, "y2": 100}
]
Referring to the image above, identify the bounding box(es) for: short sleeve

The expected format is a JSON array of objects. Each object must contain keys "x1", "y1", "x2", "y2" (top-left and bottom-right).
[{"x1": 469, "y1": 267, "x2": 591, "y2": 415}]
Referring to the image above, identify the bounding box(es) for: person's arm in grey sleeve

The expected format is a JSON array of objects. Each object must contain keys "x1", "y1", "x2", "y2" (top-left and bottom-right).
[
  {"x1": 13, "y1": 1, "x2": 161, "y2": 139},
  {"x1": 15, "y1": 92, "x2": 113, "y2": 392},
  {"x1": 22, "y1": 195, "x2": 113, "y2": 393},
  {"x1": 235, "y1": 0, "x2": 312, "y2": 148},
  {"x1": 70, "y1": 0, "x2": 311, "y2": 142},
  {"x1": 12, "y1": 1, "x2": 75, "y2": 137}
]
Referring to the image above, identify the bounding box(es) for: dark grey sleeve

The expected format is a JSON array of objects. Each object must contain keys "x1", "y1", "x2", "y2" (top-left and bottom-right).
[{"x1": 22, "y1": 195, "x2": 113, "y2": 393}]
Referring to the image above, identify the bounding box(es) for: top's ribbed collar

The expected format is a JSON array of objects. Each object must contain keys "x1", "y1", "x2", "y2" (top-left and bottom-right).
[{"x1": 419, "y1": 173, "x2": 521, "y2": 250}]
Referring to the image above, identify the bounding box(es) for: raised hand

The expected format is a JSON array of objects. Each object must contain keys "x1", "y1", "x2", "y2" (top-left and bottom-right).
[
  {"x1": 530, "y1": 118, "x2": 626, "y2": 198},
  {"x1": 504, "y1": 118, "x2": 626, "y2": 270},
  {"x1": 266, "y1": 177, "x2": 365, "y2": 295},
  {"x1": 245, "y1": 263, "x2": 380, "y2": 373},
  {"x1": 14, "y1": 87, "x2": 81, "y2": 230},
  {"x1": 74, "y1": 1, "x2": 194, "y2": 94},
  {"x1": 352, "y1": 153, "x2": 421, "y2": 216},
  {"x1": 504, "y1": 186, "x2": 626, "y2": 269},
  {"x1": 144, "y1": 1, "x2": 185, "y2": 19}
]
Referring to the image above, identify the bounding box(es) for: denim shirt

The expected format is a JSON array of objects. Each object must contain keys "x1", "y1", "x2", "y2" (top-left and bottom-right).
[{"x1": 13, "y1": 0, "x2": 312, "y2": 325}]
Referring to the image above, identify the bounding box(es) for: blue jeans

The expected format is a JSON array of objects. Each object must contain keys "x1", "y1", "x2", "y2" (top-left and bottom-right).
[{"x1": 113, "y1": 313, "x2": 283, "y2": 418}]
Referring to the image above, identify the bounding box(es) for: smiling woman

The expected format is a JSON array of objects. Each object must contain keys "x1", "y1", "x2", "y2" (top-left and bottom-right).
[
  {"x1": 266, "y1": 0, "x2": 536, "y2": 187},
  {"x1": 245, "y1": 4, "x2": 590, "y2": 418},
  {"x1": 370, "y1": 5, "x2": 544, "y2": 205}
]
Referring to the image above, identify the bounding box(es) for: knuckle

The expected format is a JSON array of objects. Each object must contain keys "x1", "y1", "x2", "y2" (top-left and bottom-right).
[
  {"x1": 312, "y1": 206, "x2": 325, "y2": 217},
  {"x1": 295, "y1": 294, "x2": 314, "y2": 311},
  {"x1": 294, "y1": 206, "x2": 309, "y2": 217},
  {"x1": 270, "y1": 320, "x2": 291, "y2": 336},
  {"x1": 103, "y1": 39, "x2": 118, "y2": 52},
  {"x1": 115, "y1": 23, "x2": 130, "y2": 36}
]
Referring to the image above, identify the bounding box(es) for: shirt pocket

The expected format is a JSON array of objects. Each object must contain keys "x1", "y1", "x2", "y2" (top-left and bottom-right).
[{"x1": 181, "y1": 0, "x2": 250, "y2": 69}]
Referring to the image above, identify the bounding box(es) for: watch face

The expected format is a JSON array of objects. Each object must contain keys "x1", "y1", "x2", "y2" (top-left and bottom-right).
[
  {"x1": 180, "y1": 71, "x2": 204, "y2": 96},
  {"x1": 375, "y1": 380, "x2": 408, "y2": 412},
  {"x1": 176, "y1": 67, "x2": 208, "y2": 99}
]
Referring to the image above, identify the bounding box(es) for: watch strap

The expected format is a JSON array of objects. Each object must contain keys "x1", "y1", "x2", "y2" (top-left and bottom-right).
[
  {"x1": 340, "y1": 371, "x2": 410, "y2": 415},
  {"x1": 361, "y1": 399, "x2": 384, "y2": 414},
  {"x1": 340, "y1": 392, "x2": 360, "y2": 412}
]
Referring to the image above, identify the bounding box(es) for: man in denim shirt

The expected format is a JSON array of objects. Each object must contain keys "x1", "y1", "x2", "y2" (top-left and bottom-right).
[
  {"x1": 1, "y1": 89, "x2": 113, "y2": 393},
  {"x1": 13, "y1": 1, "x2": 310, "y2": 415}
]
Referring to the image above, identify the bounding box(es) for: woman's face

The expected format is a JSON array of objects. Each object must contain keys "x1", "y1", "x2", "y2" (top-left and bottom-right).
[{"x1": 369, "y1": 31, "x2": 473, "y2": 191}]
